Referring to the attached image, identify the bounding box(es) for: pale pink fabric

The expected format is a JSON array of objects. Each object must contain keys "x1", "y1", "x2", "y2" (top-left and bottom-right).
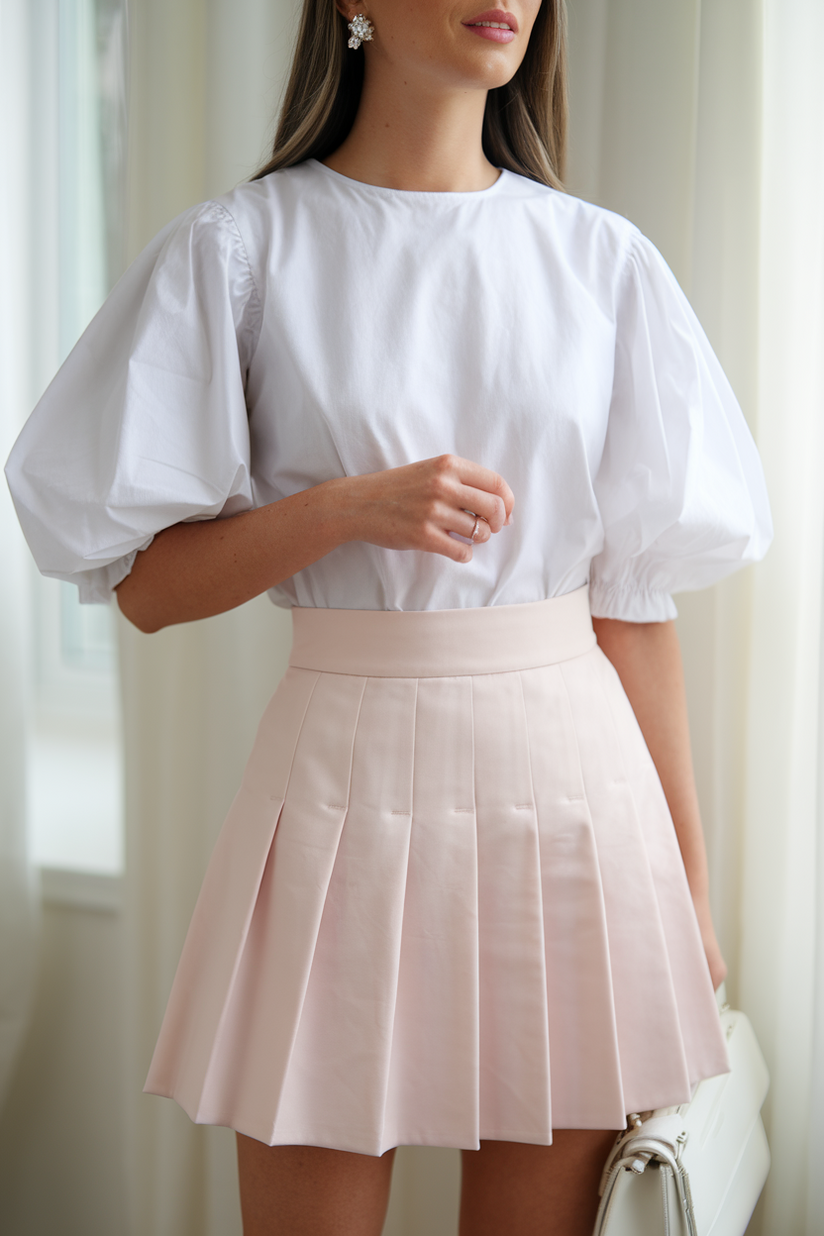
[{"x1": 144, "y1": 588, "x2": 729, "y2": 1153}]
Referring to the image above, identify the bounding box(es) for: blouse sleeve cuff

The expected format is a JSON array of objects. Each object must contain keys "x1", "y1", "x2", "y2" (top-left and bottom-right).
[
  {"x1": 589, "y1": 579, "x2": 678, "y2": 623},
  {"x1": 75, "y1": 547, "x2": 145, "y2": 604}
]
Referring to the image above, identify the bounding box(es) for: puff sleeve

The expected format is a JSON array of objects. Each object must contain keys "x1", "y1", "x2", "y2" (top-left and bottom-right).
[
  {"x1": 5, "y1": 201, "x2": 262, "y2": 602},
  {"x1": 589, "y1": 229, "x2": 772, "y2": 622}
]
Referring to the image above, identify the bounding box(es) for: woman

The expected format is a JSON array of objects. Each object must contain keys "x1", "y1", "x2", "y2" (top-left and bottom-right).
[{"x1": 6, "y1": 1, "x2": 771, "y2": 1232}]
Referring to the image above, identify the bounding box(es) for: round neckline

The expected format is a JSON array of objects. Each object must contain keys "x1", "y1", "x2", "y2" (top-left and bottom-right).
[{"x1": 308, "y1": 158, "x2": 509, "y2": 202}]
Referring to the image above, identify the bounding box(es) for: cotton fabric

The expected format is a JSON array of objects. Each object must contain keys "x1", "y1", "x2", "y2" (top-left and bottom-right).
[
  {"x1": 144, "y1": 590, "x2": 729, "y2": 1153},
  {"x1": 4, "y1": 160, "x2": 771, "y2": 618}
]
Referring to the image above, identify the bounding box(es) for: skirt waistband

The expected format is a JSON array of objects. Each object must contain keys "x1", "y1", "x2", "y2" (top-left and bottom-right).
[{"x1": 288, "y1": 586, "x2": 596, "y2": 678}]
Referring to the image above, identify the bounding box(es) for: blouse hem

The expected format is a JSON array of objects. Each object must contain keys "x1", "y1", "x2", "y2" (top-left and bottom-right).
[
  {"x1": 589, "y1": 581, "x2": 677, "y2": 623},
  {"x1": 76, "y1": 546, "x2": 145, "y2": 604}
]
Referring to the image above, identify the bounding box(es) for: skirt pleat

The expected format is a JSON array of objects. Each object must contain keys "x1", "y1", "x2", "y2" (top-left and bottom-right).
[
  {"x1": 381, "y1": 675, "x2": 480, "y2": 1149},
  {"x1": 561, "y1": 652, "x2": 693, "y2": 1113},
  {"x1": 144, "y1": 591, "x2": 730, "y2": 1154},
  {"x1": 472, "y1": 671, "x2": 553, "y2": 1144},
  {"x1": 521, "y1": 663, "x2": 626, "y2": 1128}
]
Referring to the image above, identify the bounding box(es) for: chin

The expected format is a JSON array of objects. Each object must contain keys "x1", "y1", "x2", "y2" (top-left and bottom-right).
[{"x1": 449, "y1": 48, "x2": 521, "y2": 92}]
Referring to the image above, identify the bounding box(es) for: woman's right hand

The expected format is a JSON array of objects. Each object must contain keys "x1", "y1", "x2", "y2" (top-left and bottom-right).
[
  {"x1": 331, "y1": 454, "x2": 515, "y2": 563},
  {"x1": 117, "y1": 455, "x2": 513, "y2": 633}
]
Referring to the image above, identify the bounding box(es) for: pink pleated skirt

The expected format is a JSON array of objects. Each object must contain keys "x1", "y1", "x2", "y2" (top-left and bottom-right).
[{"x1": 144, "y1": 587, "x2": 729, "y2": 1154}]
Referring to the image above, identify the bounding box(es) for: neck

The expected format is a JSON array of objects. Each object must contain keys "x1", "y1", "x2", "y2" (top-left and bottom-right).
[{"x1": 323, "y1": 62, "x2": 499, "y2": 193}]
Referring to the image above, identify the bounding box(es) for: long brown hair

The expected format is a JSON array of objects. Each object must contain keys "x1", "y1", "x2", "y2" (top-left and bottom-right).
[{"x1": 252, "y1": 2, "x2": 568, "y2": 188}]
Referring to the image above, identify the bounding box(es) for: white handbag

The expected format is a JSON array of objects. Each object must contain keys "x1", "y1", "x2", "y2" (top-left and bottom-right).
[{"x1": 592, "y1": 987, "x2": 770, "y2": 1236}]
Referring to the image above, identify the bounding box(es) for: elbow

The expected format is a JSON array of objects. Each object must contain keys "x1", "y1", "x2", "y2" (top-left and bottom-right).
[
  {"x1": 115, "y1": 581, "x2": 165, "y2": 635},
  {"x1": 132, "y1": 615, "x2": 165, "y2": 636},
  {"x1": 119, "y1": 606, "x2": 165, "y2": 636}
]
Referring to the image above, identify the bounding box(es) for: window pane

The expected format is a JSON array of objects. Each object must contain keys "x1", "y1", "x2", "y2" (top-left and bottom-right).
[
  {"x1": 59, "y1": 581, "x2": 116, "y2": 673},
  {"x1": 27, "y1": 0, "x2": 129, "y2": 875}
]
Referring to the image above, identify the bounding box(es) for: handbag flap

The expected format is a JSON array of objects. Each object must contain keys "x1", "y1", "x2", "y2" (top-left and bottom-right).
[{"x1": 595, "y1": 1161, "x2": 681, "y2": 1236}]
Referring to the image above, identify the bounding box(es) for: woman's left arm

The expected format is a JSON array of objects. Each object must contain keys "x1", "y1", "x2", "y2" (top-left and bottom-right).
[{"x1": 591, "y1": 617, "x2": 727, "y2": 991}]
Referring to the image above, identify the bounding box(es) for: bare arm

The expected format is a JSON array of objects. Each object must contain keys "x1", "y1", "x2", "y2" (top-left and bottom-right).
[
  {"x1": 115, "y1": 454, "x2": 514, "y2": 633},
  {"x1": 592, "y1": 616, "x2": 727, "y2": 991}
]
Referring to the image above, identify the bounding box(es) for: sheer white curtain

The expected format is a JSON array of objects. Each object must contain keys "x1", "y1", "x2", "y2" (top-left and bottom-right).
[
  {"x1": 0, "y1": 0, "x2": 39, "y2": 1111},
  {"x1": 741, "y1": 3, "x2": 824, "y2": 1231},
  {"x1": 569, "y1": 2, "x2": 824, "y2": 1233},
  {"x1": 567, "y1": 0, "x2": 761, "y2": 964},
  {"x1": 120, "y1": 3, "x2": 297, "y2": 1232}
]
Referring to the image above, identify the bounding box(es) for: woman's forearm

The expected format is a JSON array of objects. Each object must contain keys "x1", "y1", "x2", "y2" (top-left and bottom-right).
[
  {"x1": 115, "y1": 455, "x2": 515, "y2": 633},
  {"x1": 592, "y1": 616, "x2": 726, "y2": 987},
  {"x1": 116, "y1": 479, "x2": 350, "y2": 633}
]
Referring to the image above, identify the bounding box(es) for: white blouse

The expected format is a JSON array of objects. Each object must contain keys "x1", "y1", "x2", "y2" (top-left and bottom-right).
[{"x1": 5, "y1": 160, "x2": 771, "y2": 619}]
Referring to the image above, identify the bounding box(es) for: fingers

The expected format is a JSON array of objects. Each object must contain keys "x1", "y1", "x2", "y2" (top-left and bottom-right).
[
  {"x1": 456, "y1": 488, "x2": 507, "y2": 532},
  {"x1": 421, "y1": 456, "x2": 514, "y2": 559},
  {"x1": 426, "y1": 456, "x2": 514, "y2": 534},
  {"x1": 429, "y1": 527, "x2": 476, "y2": 563},
  {"x1": 433, "y1": 510, "x2": 493, "y2": 561},
  {"x1": 451, "y1": 509, "x2": 491, "y2": 545},
  {"x1": 448, "y1": 458, "x2": 515, "y2": 528}
]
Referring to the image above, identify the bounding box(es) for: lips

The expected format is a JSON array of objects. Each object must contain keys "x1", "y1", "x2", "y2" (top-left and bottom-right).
[{"x1": 462, "y1": 8, "x2": 519, "y2": 35}]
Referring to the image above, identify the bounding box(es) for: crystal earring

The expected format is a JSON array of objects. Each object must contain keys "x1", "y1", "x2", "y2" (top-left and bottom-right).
[{"x1": 348, "y1": 13, "x2": 374, "y2": 49}]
